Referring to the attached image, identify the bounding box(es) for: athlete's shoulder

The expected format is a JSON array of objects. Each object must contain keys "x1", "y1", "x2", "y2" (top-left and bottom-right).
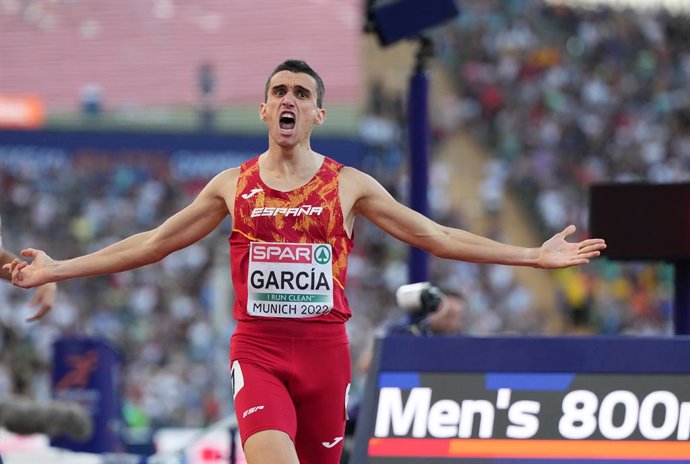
[
  {"x1": 339, "y1": 165, "x2": 380, "y2": 189},
  {"x1": 211, "y1": 166, "x2": 241, "y2": 183},
  {"x1": 201, "y1": 167, "x2": 241, "y2": 197}
]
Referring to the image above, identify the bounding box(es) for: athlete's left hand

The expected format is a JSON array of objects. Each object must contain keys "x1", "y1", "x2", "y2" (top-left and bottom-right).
[{"x1": 537, "y1": 225, "x2": 606, "y2": 269}]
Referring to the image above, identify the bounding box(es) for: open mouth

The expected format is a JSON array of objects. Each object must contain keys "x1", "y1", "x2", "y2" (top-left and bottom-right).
[{"x1": 279, "y1": 112, "x2": 296, "y2": 131}]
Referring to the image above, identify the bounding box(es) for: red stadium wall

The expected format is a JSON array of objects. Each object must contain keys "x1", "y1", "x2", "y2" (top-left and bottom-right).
[{"x1": 0, "y1": 0, "x2": 362, "y2": 110}]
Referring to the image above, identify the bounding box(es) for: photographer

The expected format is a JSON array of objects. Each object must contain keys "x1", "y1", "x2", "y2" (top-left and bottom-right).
[
  {"x1": 342, "y1": 284, "x2": 468, "y2": 463},
  {"x1": 387, "y1": 282, "x2": 467, "y2": 337},
  {"x1": 356, "y1": 283, "x2": 468, "y2": 374}
]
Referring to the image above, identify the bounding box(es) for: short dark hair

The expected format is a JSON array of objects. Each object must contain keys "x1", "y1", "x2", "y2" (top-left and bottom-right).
[{"x1": 264, "y1": 59, "x2": 325, "y2": 108}]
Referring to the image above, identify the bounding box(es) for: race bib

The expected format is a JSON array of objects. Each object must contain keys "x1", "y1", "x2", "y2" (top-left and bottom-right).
[{"x1": 247, "y1": 242, "x2": 333, "y2": 318}]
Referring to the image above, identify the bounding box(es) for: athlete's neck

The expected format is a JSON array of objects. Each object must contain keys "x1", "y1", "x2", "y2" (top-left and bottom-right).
[{"x1": 259, "y1": 150, "x2": 324, "y2": 191}]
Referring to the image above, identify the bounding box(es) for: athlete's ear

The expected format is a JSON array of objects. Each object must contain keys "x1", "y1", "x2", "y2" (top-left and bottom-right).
[
  {"x1": 259, "y1": 102, "x2": 267, "y2": 121},
  {"x1": 314, "y1": 107, "x2": 326, "y2": 126}
]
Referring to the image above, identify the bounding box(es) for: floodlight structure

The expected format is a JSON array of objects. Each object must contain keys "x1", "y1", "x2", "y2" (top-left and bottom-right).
[{"x1": 365, "y1": 0, "x2": 460, "y2": 283}]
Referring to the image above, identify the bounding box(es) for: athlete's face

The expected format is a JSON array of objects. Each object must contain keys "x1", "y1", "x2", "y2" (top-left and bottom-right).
[{"x1": 260, "y1": 71, "x2": 326, "y2": 148}]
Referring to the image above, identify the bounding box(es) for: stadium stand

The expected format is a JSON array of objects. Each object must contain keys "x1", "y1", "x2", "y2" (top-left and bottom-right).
[
  {"x1": 0, "y1": 1, "x2": 684, "y2": 460},
  {"x1": 0, "y1": 0, "x2": 360, "y2": 110},
  {"x1": 433, "y1": 0, "x2": 679, "y2": 335}
]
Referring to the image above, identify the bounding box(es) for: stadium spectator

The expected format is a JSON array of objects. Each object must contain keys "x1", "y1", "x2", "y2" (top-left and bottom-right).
[
  {"x1": 343, "y1": 284, "x2": 468, "y2": 463},
  {"x1": 356, "y1": 284, "x2": 469, "y2": 376}
]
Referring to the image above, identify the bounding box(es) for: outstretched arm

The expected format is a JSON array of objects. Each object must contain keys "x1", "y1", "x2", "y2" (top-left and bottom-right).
[
  {"x1": 343, "y1": 168, "x2": 605, "y2": 269},
  {"x1": 3, "y1": 169, "x2": 237, "y2": 288}
]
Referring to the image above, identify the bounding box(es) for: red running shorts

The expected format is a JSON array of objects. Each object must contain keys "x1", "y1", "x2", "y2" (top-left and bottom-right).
[{"x1": 230, "y1": 319, "x2": 351, "y2": 464}]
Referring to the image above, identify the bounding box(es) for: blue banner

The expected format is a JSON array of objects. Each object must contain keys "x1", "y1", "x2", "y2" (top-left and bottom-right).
[
  {"x1": 51, "y1": 337, "x2": 123, "y2": 453},
  {"x1": 353, "y1": 335, "x2": 690, "y2": 463},
  {"x1": 0, "y1": 129, "x2": 365, "y2": 178}
]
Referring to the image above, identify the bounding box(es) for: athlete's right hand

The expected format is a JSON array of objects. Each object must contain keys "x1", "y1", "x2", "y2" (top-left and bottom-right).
[{"x1": 2, "y1": 248, "x2": 54, "y2": 289}]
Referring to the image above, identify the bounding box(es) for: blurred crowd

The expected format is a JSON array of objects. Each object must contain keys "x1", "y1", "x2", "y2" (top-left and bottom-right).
[
  {"x1": 0, "y1": 0, "x2": 683, "y2": 437},
  {"x1": 432, "y1": 0, "x2": 679, "y2": 335},
  {"x1": 0, "y1": 162, "x2": 232, "y2": 429}
]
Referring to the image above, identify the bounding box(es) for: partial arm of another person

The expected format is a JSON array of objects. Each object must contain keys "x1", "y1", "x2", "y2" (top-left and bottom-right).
[
  {"x1": 343, "y1": 168, "x2": 605, "y2": 268},
  {"x1": 1, "y1": 247, "x2": 57, "y2": 320},
  {"x1": 3, "y1": 169, "x2": 237, "y2": 289}
]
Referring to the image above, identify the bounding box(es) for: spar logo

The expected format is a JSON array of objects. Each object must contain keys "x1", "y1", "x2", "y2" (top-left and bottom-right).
[
  {"x1": 251, "y1": 243, "x2": 312, "y2": 263},
  {"x1": 314, "y1": 245, "x2": 331, "y2": 265}
]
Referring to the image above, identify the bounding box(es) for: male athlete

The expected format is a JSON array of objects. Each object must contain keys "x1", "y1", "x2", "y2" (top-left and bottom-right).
[{"x1": 3, "y1": 60, "x2": 606, "y2": 464}]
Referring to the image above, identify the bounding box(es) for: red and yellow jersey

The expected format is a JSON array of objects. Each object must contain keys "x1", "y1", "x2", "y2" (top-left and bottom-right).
[{"x1": 229, "y1": 156, "x2": 354, "y2": 323}]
